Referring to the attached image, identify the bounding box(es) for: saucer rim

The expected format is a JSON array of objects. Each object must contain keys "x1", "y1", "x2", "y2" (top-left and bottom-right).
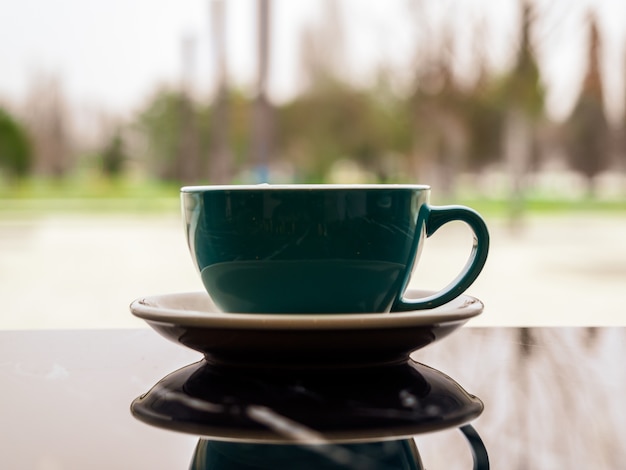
[
  {"x1": 130, "y1": 289, "x2": 483, "y2": 330},
  {"x1": 130, "y1": 410, "x2": 480, "y2": 444}
]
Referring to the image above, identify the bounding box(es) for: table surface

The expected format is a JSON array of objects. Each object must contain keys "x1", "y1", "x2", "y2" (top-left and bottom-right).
[{"x1": 1, "y1": 326, "x2": 624, "y2": 469}]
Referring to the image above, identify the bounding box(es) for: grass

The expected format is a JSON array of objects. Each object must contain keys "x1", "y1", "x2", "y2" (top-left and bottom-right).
[
  {"x1": 0, "y1": 176, "x2": 182, "y2": 215},
  {"x1": 1, "y1": 176, "x2": 625, "y2": 217},
  {"x1": 453, "y1": 195, "x2": 626, "y2": 217}
]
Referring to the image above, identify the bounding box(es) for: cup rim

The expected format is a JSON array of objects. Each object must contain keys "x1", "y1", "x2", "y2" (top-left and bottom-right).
[{"x1": 181, "y1": 184, "x2": 430, "y2": 192}]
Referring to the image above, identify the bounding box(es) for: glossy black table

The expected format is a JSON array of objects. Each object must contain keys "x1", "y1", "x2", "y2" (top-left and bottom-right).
[{"x1": 1, "y1": 327, "x2": 624, "y2": 469}]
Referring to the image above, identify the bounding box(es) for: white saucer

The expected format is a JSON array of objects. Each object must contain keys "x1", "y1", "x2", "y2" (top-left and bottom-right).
[{"x1": 130, "y1": 289, "x2": 483, "y2": 366}]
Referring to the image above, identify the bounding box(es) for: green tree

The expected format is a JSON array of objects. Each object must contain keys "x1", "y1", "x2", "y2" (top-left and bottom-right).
[
  {"x1": 0, "y1": 108, "x2": 33, "y2": 179},
  {"x1": 226, "y1": 91, "x2": 254, "y2": 177},
  {"x1": 463, "y1": 89, "x2": 506, "y2": 171},
  {"x1": 277, "y1": 80, "x2": 411, "y2": 182},
  {"x1": 136, "y1": 89, "x2": 183, "y2": 181},
  {"x1": 101, "y1": 128, "x2": 126, "y2": 178},
  {"x1": 135, "y1": 87, "x2": 257, "y2": 183},
  {"x1": 136, "y1": 89, "x2": 207, "y2": 183},
  {"x1": 564, "y1": 14, "x2": 610, "y2": 195}
]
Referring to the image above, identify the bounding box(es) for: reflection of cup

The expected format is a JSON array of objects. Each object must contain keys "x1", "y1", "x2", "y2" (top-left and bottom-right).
[
  {"x1": 182, "y1": 184, "x2": 489, "y2": 313},
  {"x1": 190, "y1": 439, "x2": 423, "y2": 470}
]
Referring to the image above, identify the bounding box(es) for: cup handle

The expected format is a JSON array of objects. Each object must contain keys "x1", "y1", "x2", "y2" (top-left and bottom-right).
[{"x1": 392, "y1": 205, "x2": 489, "y2": 311}]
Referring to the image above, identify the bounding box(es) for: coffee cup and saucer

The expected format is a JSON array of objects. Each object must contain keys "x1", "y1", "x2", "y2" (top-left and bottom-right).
[{"x1": 131, "y1": 184, "x2": 490, "y2": 367}]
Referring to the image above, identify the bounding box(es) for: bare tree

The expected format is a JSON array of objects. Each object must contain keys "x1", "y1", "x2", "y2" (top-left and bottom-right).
[
  {"x1": 176, "y1": 35, "x2": 202, "y2": 184},
  {"x1": 250, "y1": 0, "x2": 273, "y2": 182},
  {"x1": 408, "y1": 9, "x2": 470, "y2": 200},
  {"x1": 502, "y1": 0, "x2": 544, "y2": 228},
  {"x1": 208, "y1": 0, "x2": 233, "y2": 184},
  {"x1": 296, "y1": 0, "x2": 346, "y2": 91},
  {"x1": 23, "y1": 75, "x2": 72, "y2": 178}
]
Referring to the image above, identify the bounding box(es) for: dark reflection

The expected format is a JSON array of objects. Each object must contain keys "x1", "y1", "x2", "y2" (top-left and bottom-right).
[
  {"x1": 131, "y1": 353, "x2": 490, "y2": 469},
  {"x1": 190, "y1": 439, "x2": 422, "y2": 470},
  {"x1": 517, "y1": 327, "x2": 536, "y2": 359},
  {"x1": 131, "y1": 359, "x2": 483, "y2": 441},
  {"x1": 583, "y1": 327, "x2": 600, "y2": 349}
]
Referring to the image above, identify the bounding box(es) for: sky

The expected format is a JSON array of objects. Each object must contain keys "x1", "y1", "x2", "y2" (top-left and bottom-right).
[
  {"x1": 0, "y1": 0, "x2": 413, "y2": 112},
  {"x1": 1, "y1": 0, "x2": 626, "y2": 125}
]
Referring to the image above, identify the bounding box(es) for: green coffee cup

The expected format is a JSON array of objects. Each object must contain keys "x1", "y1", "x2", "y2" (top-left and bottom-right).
[{"x1": 181, "y1": 184, "x2": 489, "y2": 314}]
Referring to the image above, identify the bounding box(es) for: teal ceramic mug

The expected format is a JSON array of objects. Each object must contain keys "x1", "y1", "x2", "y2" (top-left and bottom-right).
[{"x1": 181, "y1": 184, "x2": 489, "y2": 314}]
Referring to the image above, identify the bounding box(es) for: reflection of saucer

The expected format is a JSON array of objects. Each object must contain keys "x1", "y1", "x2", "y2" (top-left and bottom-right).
[
  {"x1": 131, "y1": 359, "x2": 483, "y2": 443},
  {"x1": 130, "y1": 290, "x2": 483, "y2": 366}
]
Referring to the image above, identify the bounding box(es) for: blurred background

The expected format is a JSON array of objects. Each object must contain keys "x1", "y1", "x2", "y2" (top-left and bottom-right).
[{"x1": 1, "y1": 0, "x2": 625, "y2": 328}]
